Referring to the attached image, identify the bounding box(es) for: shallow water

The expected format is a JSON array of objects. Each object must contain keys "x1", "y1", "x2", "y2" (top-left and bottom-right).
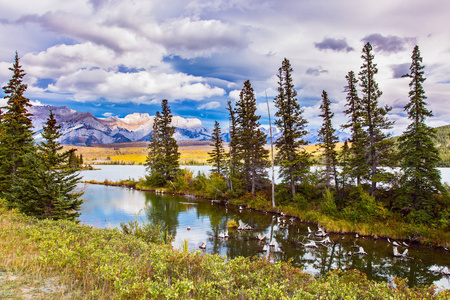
[{"x1": 78, "y1": 172, "x2": 450, "y2": 290}]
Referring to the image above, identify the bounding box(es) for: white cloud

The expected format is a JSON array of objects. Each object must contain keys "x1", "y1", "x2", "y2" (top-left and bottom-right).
[
  {"x1": 47, "y1": 68, "x2": 225, "y2": 103},
  {"x1": 30, "y1": 100, "x2": 44, "y2": 106},
  {"x1": 102, "y1": 112, "x2": 114, "y2": 117},
  {"x1": 198, "y1": 101, "x2": 220, "y2": 110},
  {"x1": 228, "y1": 90, "x2": 240, "y2": 101}
]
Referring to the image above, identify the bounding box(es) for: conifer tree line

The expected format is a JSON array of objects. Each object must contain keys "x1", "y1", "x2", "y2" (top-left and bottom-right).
[
  {"x1": 0, "y1": 52, "x2": 84, "y2": 221},
  {"x1": 201, "y1": 43, "x2": 448, "y2": 225}
]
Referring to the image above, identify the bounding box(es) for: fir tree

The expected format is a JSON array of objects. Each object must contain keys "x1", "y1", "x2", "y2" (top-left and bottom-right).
[
  {"x1": 358, "y1": 43, "x2": 394, "y2": 194},
  {"x1": 11, "y1": 110, "x2": 83, "y2": 220},
  {"x1": 146, "y1": 100, "x2": 180, "y2": 186},
  {"x1": 0, "y1": 52, "x2": 36, "y2": 201},
  {"x1": 207, "y1": 120, "x2": 226, "y2": 176},
  {"x1": 342, "y1": 70, "x2": 367, "y2": 185},
  {"x1": 234, "y1": 80, "x2": 268, "y2": 195},
  {"x1": 226, "y1": 101, "x2": 239, "y2": 192},
  {"x1": 274, "y1": 58, "x2": 310, "y2": 197},
  {"x1": 338, "y1": 140, "x2": 351, "y2": 190},
  {"x1": 398, "y1": 45, "x2": 445, "y2": 221},
  {"x1": 318, "y1": 90, "x2": 338, "y2": 190}
]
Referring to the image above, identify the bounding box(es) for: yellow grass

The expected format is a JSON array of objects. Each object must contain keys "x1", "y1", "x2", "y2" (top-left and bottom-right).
[{"x1": 64, "y1": 141, "x2": 345, "y2": 165}]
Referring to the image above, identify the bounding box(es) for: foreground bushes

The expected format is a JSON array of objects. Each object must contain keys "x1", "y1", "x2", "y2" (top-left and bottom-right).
[{"x1": 0, "y1": 205, "x2": 447, "y2": 299}]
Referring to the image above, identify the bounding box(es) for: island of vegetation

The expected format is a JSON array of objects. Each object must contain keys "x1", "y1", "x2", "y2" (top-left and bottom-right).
[{"x1": 1, "y1": 44, "x2": 449, "y2": 298}]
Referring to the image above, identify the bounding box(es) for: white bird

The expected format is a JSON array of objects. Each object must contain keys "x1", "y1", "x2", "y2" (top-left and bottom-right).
[
  {"x1": 355, "y1": 233, "x2": 359, "y2": 238},
  {"x1": 199, "y1": 241, "x2": 206, "y2": 249},
  {"x1": 387, "y1": 238, "x2": 391, "y2": 244},
  {"x1": 402, "y1": 242, "x2": 409, "y2": 247},
  {"x1": 442, "y1": 267, "x2": 450, "y2": 276},
  {"x1": 355, "y1": 247, "x2": 368, "y2": 255},
  {"x1": 262, "y1": 244, "x2": 268, "y2": 252},
  {"x1": 307, "y1": 227, "x2": 313, "y2": 233},
  {"x1": 393, "y1": 241, "x2": 401, "y2": 247},
  {"x1": 269, "y1": 239, "x2": 276, "y2": 247}
]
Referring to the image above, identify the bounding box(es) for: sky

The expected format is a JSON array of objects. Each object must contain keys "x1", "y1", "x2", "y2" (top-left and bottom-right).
[{"x1": 0, "y1": 0, "x2": 449, "y2": 134}]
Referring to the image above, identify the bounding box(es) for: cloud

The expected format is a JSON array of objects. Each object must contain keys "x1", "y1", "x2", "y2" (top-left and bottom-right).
[
  {"x1": 102, "y1": 112, "x2": 114, "y2": 117},
  {"x1": 391, "y1": 63, "x2": 410, "y2": 78},
  {"x1": 47, "y1": 68, "x2": 225, "y2": 103},
  {"x1": 30, "y1": 100, "x2": 44, "y2": 106},
  {"x1": 228, "y1": 89, "x2": 240, "y2": 101},
  {"x1": 198, "y1": 101, "x2": 220, "y2": 110},
  {"x1": 154, "y1": 17, "x2": 247, "y2": 58},
  {"x1": 306, "y1": 67, "x2": 328, "y2": 77},
  {"x1": 314, "y1": 38, "x2": 354, "y2": 52},
  {"x1": 362, "y1": 34, "x2": 416, "y2": 53}
]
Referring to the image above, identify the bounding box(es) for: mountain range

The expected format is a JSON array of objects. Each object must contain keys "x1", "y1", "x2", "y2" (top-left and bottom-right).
[{"x1": 29, "y1": 105, "x2": 350, "y2": 146}]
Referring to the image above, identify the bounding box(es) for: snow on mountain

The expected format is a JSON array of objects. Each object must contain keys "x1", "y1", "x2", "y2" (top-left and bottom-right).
[
  {"x1": 28, "y1": 105, "x2": 349, "y2": 146},
  {"x1": 29, "y1": 105, "x2": 212, "y2": 146}
]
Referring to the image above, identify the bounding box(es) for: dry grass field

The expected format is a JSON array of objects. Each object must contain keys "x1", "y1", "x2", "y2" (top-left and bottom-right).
[
  {"x1": 63, "y1": 141, "x2": 344, "y2": 165},
  {"x1": 63, "y1": 141, "x2": 216, "y2": 165}
]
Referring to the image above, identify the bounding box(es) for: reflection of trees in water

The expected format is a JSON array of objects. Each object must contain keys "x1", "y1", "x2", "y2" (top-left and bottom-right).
[
  {"x1": 144, "y1": 193, "x2": 185, "y2": 241},
  {"x1": 141, "y1": 192, "x2": 449, "y2": 288}
]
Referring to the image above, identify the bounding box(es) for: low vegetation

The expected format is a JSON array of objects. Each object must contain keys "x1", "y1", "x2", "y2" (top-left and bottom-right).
[{"x1": 1, "y1": 201, "x2": 447, "y2": 299}]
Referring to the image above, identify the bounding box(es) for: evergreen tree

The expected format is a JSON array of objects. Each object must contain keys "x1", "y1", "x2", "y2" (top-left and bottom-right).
[
  {"x1": 146, "y1": 100, "x2": 180, "y2": 186},
  {"x1": 358, "y1": 43, "x2": 394, "y2": 194},
  {"x1": 226, "y1": 101, "x2": 239, "y2": 192},
  {"x1": 342, "y1": 70, "x2": 367, "y2": 185},
  {"x1": 0, "y1": 52, "x2": 36, "y2": 201},
  {"x1": 274, "y1": 58, "x2": 310, "y2": 197},
  {"x1": 234, "y1": 80, "x2": 269, "y2": 195},
  {"x1": 318, "y1": 90, "x2": 338, "y2": 190},
  {"x1": 338, "y1": 140, "x2": 351, "y2": 190},
  {"x1": 207, "y1": 120, "x2": 226, "y2": 176},
  {"x1": 398, "y1": 45, "x2": 445, "y2": 221},
  {"x1": 11, "y1": 110, "x2": 83, "y2": 220}
]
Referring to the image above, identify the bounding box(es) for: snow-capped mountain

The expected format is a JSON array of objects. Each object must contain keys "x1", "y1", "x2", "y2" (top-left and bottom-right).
[
  {"x1": 29, "y1": 105, "x2": 349, "y2": 146},
  {"x1": 29, "y1": 105, "x2": 212, "y2": 146}
]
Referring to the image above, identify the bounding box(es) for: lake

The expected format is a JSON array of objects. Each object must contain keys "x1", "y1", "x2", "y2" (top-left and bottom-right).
[{"x1": 78, "y1": 165, "x2": 450, "y2": 290}]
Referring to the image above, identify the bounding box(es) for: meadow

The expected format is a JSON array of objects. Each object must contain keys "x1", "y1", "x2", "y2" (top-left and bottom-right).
[{"x1": 64, "y1": 141, "x2": 330, "y2": 166}]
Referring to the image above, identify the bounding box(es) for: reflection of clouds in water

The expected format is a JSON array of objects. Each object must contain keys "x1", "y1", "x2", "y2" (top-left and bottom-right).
[
  {"x1": 79, "y1": 184, "x2": 148, "y2": 228},
  {"x1": 174, "y1": 210, "x2": 212, "y2": 251}
]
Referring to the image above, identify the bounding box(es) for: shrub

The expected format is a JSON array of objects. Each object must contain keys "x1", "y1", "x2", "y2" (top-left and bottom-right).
[{"x1": 321, "y1": 188, "x2": 337, "y2": 217}]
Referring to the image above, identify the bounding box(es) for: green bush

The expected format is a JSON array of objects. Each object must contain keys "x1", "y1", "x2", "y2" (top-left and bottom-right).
[{"x1": 321, "y1": 188, "x2": 337, "y2": 217}]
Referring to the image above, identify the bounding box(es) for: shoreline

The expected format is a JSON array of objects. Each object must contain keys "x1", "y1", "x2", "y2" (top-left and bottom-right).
[{"x1": 83, "y1": 179, "x2": 450, "y2": 249}]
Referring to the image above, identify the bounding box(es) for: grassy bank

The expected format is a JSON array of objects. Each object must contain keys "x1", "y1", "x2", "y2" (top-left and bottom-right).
[{"x1": 1, "y1": 202, "x2": 446, "y2": 299}]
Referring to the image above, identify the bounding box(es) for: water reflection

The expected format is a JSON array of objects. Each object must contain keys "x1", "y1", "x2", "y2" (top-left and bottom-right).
[{"x1": 79, "y1": 184, "x2": 450, "y2": 289}]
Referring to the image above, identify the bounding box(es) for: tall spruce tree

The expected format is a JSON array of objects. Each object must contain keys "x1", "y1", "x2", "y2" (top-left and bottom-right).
[
  {"x1": 0, "y1": 52, "x2": 36, "y2": 202},
  {"x1": 359, "y1": 43, "x2": 394, "y2": 194},
  {"x1": 274, "y1": 58, "x2": 310, "y2": 197},
  {"x1": 207, "y1": 121, "x2": 226, "y2": 176},
  {"x1": 318, "y1": 90, "x2": 339, "y2": 190},
  {"x1": 11, "y1": 110, "x2": 83, "y2": 220},
  {"x1": 398, "y1": 45, "x2": 445, "y2": 221},
  {"x1": 234, "y1": 80, "x2": 268, "y2": 195},
  {"x1": 342, "y1": 70, "x2": 367, "y2": 185},
  {"x1": 226, "y1": 101, "x2": 239, "y2": 192},
  {"x1": 338, "y1": 140, "x2": 351, "y2": 190},
  {"x1": 146, "y1": 100, "x2": 180, "y2": 187}
]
